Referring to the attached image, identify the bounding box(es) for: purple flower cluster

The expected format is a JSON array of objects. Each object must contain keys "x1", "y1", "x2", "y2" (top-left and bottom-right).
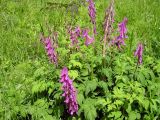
[
  {"x1": 112, "y1": 17, "x2": 128, "y2": 49},
  {"x1": 44, "y1": 37, "x2": 58, "y2": 65},
  {"x1": 118, "y1": 17, "x2": 128, "y2": 39},
  {"x1": 68, "y1": 26, "x2": 81, "y2": 47},
  {"x1": 82, "y1": 29, "x2": 94, "y2": 46},
  {"x1": 60, "y1": 67, "x2": 78, "y2": 115},
  {"x1": 68, "y1": 26, "x2": 94, "y2": 47},
  {"x1": 40, "y1": 33, "x2": 58, "y2": 65},
  {"x1": 87, "y1": 0, "x2": 96, "y2": 34},
  {"x1": 112, "y1": 35, "x2": 126, "y2": 49},
  {"x1": 75, "y1": 26, "x2": 81, "y2": 37},
  {"x1": 134, "y1": 43, "x2": 143, "y2": 64}
]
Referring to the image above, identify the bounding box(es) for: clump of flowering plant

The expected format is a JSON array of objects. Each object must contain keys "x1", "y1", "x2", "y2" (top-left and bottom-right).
[
  {"x1": 60, "y1": 67, "x2": 78, "y2": 115},
  {"x1": 134, "y1": 43, "x2": 143, "y2": 64}
]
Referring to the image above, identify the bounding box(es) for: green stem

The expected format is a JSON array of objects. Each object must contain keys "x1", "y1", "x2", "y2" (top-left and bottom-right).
[{"x1": 133, "y1": 62, "x2": 139, "y2": 80}]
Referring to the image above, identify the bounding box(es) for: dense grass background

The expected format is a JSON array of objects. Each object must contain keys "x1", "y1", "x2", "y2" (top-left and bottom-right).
[
  {"x1": 0, "y1": 0, "x2": 160, "y2": 119},
  {"x1": 0, "y1": 0, "x2": 159, "y2": 61},
  {"x1": 0, "y1": 0, "x2": 160, "y2": 62}
]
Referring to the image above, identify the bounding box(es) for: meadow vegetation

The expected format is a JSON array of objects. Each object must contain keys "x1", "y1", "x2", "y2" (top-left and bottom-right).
[{"x1": 0, "y1": 0, "x2": 160, "y2": 119}]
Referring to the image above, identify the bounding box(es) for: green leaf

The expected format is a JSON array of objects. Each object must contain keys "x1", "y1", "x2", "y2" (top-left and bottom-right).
[
  {"x1": 48, "y1": 88, "x2": 53, "y2": 95},
  {"x1": 150, "y1": 99, "x2": 158, "y2": 111},
  {"x1": 81, "y1": 69, "x2": 89, "y2": 76},
  {"x1": 113, "y1": 111, "x2": 122, "y2": 119},
  {"x1": 84, "y1": 106, "x2": 97, "y2": 120},
  {"x1": 142, "y1": 99, "x2": 149, "y2": 110},
  {"x1": 149, "y1": 71, "x2": 155, "y2": 79},
  {"x1": 33, "y1": 66, "x2": 47, "y2": 78},
  {"x1": 85, "y1": 79, "x2": 97, "y2": 96},
  {"x1": 113, "y1": 88, "x2": 125, "y2": 99},
  {"x1": 82, "y1": 99, "x2": 97, "y2": 120},
  {"x1": 98, "y1": 81, "x2": 108, "y2": 91},
  {"x1": 137, "y1": 72, "x2": 146, "y2": 85},
  {"x1": 34, "y1": 99, "x2": 46, "y2": 107},
  {"x1": 114, "y1": 100, "x2": 124, "y2": 107},
  {"x1": 128, "y1": 111, "x2": 137, "y2": 120},
  {"x1": 77, "y1": 93, "x2": 84, "y2": 105},
  {"x1": 106, "y1": 98, "x2": 112, "y2": 105},
  {"x1": 101, "y1": 68, "x2": 112, "y2": 80},
  {"x1": 68, "y1": 70, "x2": 79, "y2": 79},
  {"x1": 107, "y1": 104, "x2": 116, "y2": 112},
  {"x1": 69, "y1": 60, "x2": 82, "y2": 69},
  {"x1": 96, "y1": 98, "x2": 107, "y2": 108},
  {"x1": 32, "y1": 81, "x2": 47, "y2": 94}
]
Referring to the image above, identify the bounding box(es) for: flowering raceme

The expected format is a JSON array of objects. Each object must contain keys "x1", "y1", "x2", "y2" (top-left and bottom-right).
[
  {"x1": 134, "y1": 43, "x2": 143, "y2": 64},
  {"x1": 82, "y1": 29, "x2": 94, "y2": 46},
  {"x1": 44, "y1": 37, "x2": 58, "y2": 65},
  {"x1": 40, "y1": 33, "x2": 58, "y2": 65},
  {"x1": 87, "y1": 0, "x2": 96, "y2": 34},
  {"x1": 112, "y1": 35, "x2": 125, "y2": 49},
  {"x1": 118, "y1": 17, "x2": 128, "y2": 39},
  {"x1": 112, "y1": 17, "x2": 128, "y2": 48},
  {"x1": 60, "y1": 67, "x2": 78, "y2": 115},
  {"x1": 68, "y1": 26, "x2": 81, "y2": 47},
  {"x1": 75, "y1": 26, "x2": 81, "y2": 37}
]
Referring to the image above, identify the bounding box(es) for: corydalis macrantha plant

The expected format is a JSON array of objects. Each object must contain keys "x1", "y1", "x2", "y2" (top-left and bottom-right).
[
  {"x1": 134, "y1": 43, "x2": 143, "y2": 64},
  {"x1": 40, "y1": 34, "x2": 58, "y2": 65},
  {"x1": 112, "y1": 17, "x2": 128, "y2": 49},
  {"x1": 60, "y1": 67, "x2": 78, "y2": 115},
  {"x1": 68, "y1": 26, "x2": 81, "y2": 47},
  {"x1": 87, "y1": 0, "x2": 96, "y2": 34},
  {"x1": 103, "y1": 0, "x2": 114, "y2": 57},
  {"x1": 82, "y1": 29, "x2": 94, "y2": 46}
]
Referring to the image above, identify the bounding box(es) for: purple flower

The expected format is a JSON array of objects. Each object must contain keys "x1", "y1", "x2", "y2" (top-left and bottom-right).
[
  {"x1": 68, "y1": 27, "x2": 81, "y2": 47},
  {"x1": 82, "y1": 29, "x2": 94, "y2": 46},
  {"x1": 118, "y1": 17, "x2": 128, "y2": 39},
  {"x1": 85, "y1": 35, "x2": 94, "y2": 46},
  {"x1": 112, "y1": 17, "x2": 128, "y2": 49},
  {"x1": 93, "y1": 24, "x2": 97, "y2": 34},
  {"x1": 82, "y1": 29, "x2": 89, "y2": 38},
  {"x1": 87, "y1": 0, "x2": 96, "y2": 24},
  {"x1": 87, "y1": 0, "x2": 96, "y2": 34},
  {"x1": 60, "y1": 67, "x2": 78, "y2": 115},
  {"x1": 75, "y1": 26, "x2": 81, "y2": 37},
  {"x1": 134, "y1": 43, "x2": 143, "y2": 64},
  {"x1": 111, "y1": 38, "x2": 123, "y2": 49},
  {"x1": 44, "y1": 37, "x2": 57, "y2": 65},
  {"x1": 70, "y1": 31, "x2": 79, "y2": 46}
]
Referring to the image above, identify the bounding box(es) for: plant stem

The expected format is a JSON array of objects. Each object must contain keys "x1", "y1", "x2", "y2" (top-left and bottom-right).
[{"x1": 133, "y1": 62, "x2": 139, "y2": 80}]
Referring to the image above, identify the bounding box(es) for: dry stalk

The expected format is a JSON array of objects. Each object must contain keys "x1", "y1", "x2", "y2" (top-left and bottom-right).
[{"x1": 102, "y1": 0, "x2": 114, "y2": 58}]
